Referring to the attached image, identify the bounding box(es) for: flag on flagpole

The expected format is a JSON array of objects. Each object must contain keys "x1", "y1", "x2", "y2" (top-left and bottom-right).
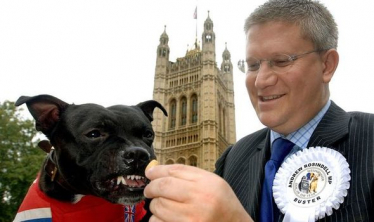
[{"x1": 193, "y1": 6, "x2": 197, "y2": 19}]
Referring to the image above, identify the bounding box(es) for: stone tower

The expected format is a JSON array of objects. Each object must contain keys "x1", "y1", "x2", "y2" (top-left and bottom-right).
[{"x1": 152, "y1": 12, "x2": 236, "y2": 172}]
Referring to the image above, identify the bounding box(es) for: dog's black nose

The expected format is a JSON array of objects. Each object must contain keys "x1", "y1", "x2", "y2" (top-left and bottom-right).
[{"x1": 123, "y1": 147, "x2": 150, "y2": 167}]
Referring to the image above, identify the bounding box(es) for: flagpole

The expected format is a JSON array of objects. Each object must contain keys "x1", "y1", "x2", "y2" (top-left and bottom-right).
[
  {"x1": 196, "y1": 6, "x2": 197, "y2": 39},
  {"x1": 194, "y1": 4, "x2": 198, "y2": 48}
]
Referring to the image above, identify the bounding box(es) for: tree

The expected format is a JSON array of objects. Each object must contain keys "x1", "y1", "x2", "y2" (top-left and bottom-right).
[{"x1": 0, "y1": 101, "x2": 45, "y2": 222}]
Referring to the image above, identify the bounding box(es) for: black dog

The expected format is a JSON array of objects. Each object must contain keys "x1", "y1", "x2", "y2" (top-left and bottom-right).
[{"x1": 15, "y1": 95, "x2": 167, "y2": 209}]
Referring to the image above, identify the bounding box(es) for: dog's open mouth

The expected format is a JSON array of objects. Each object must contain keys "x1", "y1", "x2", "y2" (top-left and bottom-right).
[
  {"x1": 93, "y1": 173, "x2": 150, "y2": 205},
  {"x1": 102, "y1": 174, "x2": 149, "y2": 192}
]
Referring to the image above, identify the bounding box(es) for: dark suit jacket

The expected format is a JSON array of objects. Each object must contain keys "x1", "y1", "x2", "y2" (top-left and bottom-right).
[{"x1": 215, "y1": 101, "x2": 374, "y2": 221}]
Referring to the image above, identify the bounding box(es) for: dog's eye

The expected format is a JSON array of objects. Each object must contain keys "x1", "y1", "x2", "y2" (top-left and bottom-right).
[
  {"x1": 143, "y1": 130, "x2": 153, "y2": 139},
  {"x1": 85, "y1": 130, "x2": 102, "y2": 138}
]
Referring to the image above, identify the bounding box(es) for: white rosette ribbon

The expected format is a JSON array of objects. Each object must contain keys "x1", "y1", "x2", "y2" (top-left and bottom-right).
[{"x1": 273, "y1": 147, "x2": 350, "y2": 222}]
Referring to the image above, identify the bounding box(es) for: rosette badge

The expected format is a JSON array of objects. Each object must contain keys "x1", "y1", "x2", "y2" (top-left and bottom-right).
[{"x1": 273, "y1": 147, "x2": 350, "y2": 222}]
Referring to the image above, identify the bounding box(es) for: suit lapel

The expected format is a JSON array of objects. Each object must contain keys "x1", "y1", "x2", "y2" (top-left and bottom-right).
[
  {"x1": 246, "y1": 130, "x2": 271, "y2": 220},
  {"x1": 249, "y1": 102, "x2": 350, "y2": 219},
  {"x1": 308, "y1": 101, "x2": 350, "y2": 148},
  {"x1": 232, "y1": 101, "x2": 350, "y2": 220},
  {"x1": 220, "y1": 128, "x2": 270, "y2": 220}
]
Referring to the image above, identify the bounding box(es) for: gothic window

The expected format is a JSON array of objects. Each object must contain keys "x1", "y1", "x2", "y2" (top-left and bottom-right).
[
  {"x1": 166, "y1": 159, "x2": 174, "y2": 165},
  {"x1": 170, "y1": 99, "x2": 177, "y2": 129},
  {"x1": 177, "y1": 158, "x2": 186, "y2": 165},
  {"x1": 223, "y1": 108, "x2": 226, "y2": 137},
  {"x1": 205, "y1": 34, "x2": 212, "y2": 43},
  {"x1": 191, "y1": 95, "x2": 198, "y2": 123},
  {"x1": 180, "y1": 97, "x2": 187, "y2": 126},
  {"x1": 189, "y1": 156, "x2": 197, "y2": 167},
  {"x1": 218, "y1": 103, "x2": 222, "y2": 133}
]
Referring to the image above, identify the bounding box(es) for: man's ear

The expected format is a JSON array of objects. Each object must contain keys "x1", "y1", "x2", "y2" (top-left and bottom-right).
[
  {"x1": 15, "y1": 94, "x2": 68, "y2": 135},
  {"x1": 321, "y1": 49, "x2": 339, "y2": 83}
]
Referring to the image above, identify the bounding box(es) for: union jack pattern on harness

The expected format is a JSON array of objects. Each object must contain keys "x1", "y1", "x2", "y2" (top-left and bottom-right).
[
  {"x1": 14, "y1": 178, "x2": 146, "y2": 222},
  {"x1": 125, "y1": 205, "x2": 136, "y2": 222}
]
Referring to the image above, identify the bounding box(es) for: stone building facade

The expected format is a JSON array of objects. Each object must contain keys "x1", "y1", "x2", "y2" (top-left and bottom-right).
[{"x1": 152, "y1": 13, "x2": 236, "y2": 172}]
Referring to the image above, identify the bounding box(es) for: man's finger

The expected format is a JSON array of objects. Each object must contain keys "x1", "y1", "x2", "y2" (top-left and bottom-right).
[
  {"x1": 149, "y1": 197, "x2": 189, "y2": 222},
  {"x1": 144, "y1": 176, "x2": 194, "y2": 201}
]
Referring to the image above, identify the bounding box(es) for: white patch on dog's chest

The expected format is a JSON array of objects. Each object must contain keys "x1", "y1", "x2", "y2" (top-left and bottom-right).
[{"x1": 73, "y1": 194, "x2": 85, "y2": 204}]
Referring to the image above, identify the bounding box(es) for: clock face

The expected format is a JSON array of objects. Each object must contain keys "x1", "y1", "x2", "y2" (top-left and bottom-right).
[{"x1": 206, "y1": 34, "x2": 211, "y2": 40}]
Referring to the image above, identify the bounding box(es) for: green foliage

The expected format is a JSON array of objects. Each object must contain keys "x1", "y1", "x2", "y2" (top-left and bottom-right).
[{"x1": 0, "y1": 101, "x2": 45, "y2": 222}]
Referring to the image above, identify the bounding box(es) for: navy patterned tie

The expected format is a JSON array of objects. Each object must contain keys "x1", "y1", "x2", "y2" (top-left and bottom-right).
[{"x1": 260, "y1": 138, "x2": 295, "y2": 222}]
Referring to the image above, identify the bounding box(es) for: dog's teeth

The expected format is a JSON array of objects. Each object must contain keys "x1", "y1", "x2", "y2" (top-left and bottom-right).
[
  {"x1": 121, "y1": 176, "x2": 126, "y2": 185},
  {"x1": 124, "y1": 175, "x2": 144, "y2": 181},
  {"x1": 117, "y1": 176, "x2": 122, "y2": 185}
]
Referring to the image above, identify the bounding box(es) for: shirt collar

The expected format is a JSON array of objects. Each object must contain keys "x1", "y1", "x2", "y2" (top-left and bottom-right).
[{"x1": 271, "y1": 100, "x2": 331, "y2": 148}]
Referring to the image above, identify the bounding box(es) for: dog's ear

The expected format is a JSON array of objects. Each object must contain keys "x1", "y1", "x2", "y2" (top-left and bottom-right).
[
  {"x1": 15, "y1": 94, "x2": 68, "y2": 134},
  {"x1": 137, "y1": 100, "x2": 168, "y2": 122}
]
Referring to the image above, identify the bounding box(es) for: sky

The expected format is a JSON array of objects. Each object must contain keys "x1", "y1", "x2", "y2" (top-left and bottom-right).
[{"x1": 1, "y1": 1, "x2": 374, "y2": 141}]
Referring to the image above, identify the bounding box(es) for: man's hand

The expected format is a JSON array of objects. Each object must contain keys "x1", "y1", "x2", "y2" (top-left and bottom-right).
[{"x1": 144, "y1": 164, "x2": 253, "y2": 222}]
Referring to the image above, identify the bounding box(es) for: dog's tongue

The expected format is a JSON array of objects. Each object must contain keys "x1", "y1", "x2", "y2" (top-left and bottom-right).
[{"x1": 125, "y1": 178, "x2": 146, "y2": 188}]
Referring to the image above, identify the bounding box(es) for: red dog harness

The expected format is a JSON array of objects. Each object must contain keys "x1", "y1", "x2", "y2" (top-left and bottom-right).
[{"x1": 14, "y1": 178, "x2": 146, "y2": 222}]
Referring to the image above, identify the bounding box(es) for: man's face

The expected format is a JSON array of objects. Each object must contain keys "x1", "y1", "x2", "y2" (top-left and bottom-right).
[{"x1": 245, "y1": 21, "x2": 329, "y2": 135}]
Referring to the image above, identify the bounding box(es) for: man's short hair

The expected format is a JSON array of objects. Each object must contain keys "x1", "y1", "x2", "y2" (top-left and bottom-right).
[{"x1": 244, "y1": 0, "x2": 338, "y2": 50}]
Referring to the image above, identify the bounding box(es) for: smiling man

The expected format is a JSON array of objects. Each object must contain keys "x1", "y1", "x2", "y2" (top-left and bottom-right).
[
  {"x1": 245, "y1": 20, "x2": 335, "y2": 136},
  {"x1": 144, "y1": 1, "x2": 374, "y2": 221}
]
